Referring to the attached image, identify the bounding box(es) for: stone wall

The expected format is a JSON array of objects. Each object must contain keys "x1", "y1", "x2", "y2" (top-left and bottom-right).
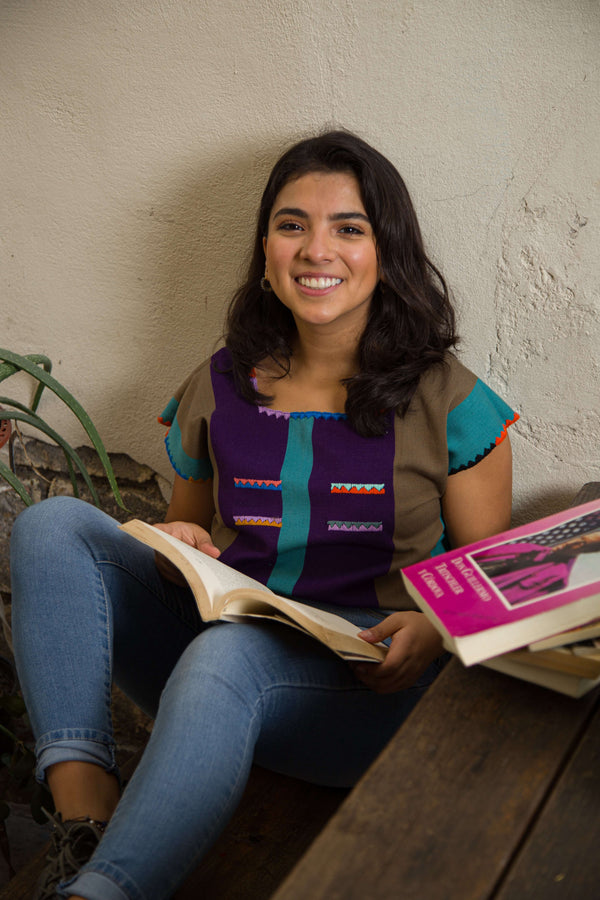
[
  {"x1": 0, "y1": 436, "x2": 168, "y2": 595},
  {"x1": 0, "y1": 436, "x2": 166, "y2": 769}
]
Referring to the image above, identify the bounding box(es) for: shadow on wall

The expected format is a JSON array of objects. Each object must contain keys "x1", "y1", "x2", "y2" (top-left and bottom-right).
[
  {"x1": 114, "y1": 136, "x2": 293, "y2": 448},
  {"x1": 512, "y1": 487, "x2": 595, "y2": 530}
]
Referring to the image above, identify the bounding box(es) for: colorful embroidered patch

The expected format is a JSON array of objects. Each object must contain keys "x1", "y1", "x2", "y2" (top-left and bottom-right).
[
  {"x1": 234, "y1": 478, "x2": 282, "y2": 490},
  {"x1": 330, "y1": 483, "x2": 385, "y2": 495},
  {"x1": 327, "y1": 521, "x2": 383, "y2": 533},
  {"x1": 234, "y1": 515, "x2": 282, "y2": 528}
]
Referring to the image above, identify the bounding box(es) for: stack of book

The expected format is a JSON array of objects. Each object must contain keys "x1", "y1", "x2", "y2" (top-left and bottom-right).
[
  {"x1": 485, "y1": 622, "x2": 600, "y2": 697},
  {"x1": 401, "y1": 498, "x2": 600, "y2": 697}
]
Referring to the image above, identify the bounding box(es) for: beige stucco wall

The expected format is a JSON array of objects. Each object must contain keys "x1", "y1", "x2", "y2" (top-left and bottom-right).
[{"x1": 2, "y1": 0, "x2": 599, "y2": 521}]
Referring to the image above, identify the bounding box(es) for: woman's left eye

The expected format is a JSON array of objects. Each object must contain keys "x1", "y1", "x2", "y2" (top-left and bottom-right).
[{"x1": 338, "y1": 225, "x2": 364, "y2": 235}]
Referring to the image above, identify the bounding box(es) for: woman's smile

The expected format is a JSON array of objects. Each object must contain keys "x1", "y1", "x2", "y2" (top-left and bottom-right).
[{"x1": 296, "y1": 274, "x2": 343, "y2": 291}]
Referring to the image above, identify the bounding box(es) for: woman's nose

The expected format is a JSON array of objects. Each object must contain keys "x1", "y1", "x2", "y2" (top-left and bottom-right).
[{"x1": 300, "y1": 227, "x2": 334, "y2": 262}]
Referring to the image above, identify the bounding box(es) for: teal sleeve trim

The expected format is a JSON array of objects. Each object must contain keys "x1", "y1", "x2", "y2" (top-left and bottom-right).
[
  {"x1": 447, "y1": 380, "x2": 518, "y2": 475},
  {"x1": 161, "y1": 405, "x2": 213, "y2": 482},
  {"x1": 158, "y1": 396, "x2": 179, "y2": 427}
]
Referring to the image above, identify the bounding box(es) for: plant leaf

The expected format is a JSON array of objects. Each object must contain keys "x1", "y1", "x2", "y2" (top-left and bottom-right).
[
  {"x1": 0, "y1": 458, "x2": 33, "y2": 505},
  {"x1": 0, "y1": 350, "x2": 126, "y2": 508},
  {"x1": 0, "y1": 355, "x2": 51, "y2": 412},
  {"x1": 1, "y1": 409, "x2": 101, "y2": 506}
]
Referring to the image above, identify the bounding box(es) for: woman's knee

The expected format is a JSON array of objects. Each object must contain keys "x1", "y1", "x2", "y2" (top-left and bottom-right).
[
  {"x1": 10, "y1": 497, "x2": 122, "y2": 604},
  {"x1": 11, "y1": 496, "x2": 107, "y2": 554},
  {"x1": 165, "y1": 623, "x2": 278, "y2": 701}
]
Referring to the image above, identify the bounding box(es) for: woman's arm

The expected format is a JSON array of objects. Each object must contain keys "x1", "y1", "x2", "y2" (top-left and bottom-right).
[
  {"x1": 442, "y1": 435, "x2": 513, "y2": 548},
  {"x1": 164, "y1": 473, "x2": 216, "y2": 530},
  {"x1": 356, "y1": 438, "x2": 513, "y2": 693},
  {"x1": 154, "y1": 474, "x2": 220, "y2": 581}
]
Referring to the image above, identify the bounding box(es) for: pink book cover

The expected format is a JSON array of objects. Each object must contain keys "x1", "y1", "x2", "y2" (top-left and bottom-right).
[{"x1": 401, "y1": 499, "x2": 600, "y2": 664}]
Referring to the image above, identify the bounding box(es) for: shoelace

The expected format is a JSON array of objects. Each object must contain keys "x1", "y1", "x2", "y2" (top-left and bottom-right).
[{"x1": 35, "y1": 812, "x2": 107, "y2": 900}]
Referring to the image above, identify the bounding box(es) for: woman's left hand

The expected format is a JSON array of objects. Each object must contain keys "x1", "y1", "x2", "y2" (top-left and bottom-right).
[{"x1": 352, "y1": 612, "x2": 444, "y2": 694}]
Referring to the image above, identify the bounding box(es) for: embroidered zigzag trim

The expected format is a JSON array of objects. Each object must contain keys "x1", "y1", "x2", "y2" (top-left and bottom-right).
[
  {"x1": 450, "y1": 413, "x2": 520, "y2": 475},
  {"x1": 449, "y1": 440, "x2": 501, "y2": 476},
  {"x1": 331, "y1": 483, "x2": 385, "y2": 495},
  {"x1": 163, "y1": 434, "x2": 211, "y2": 483},
  {"x1": 327, "y1": 521, "x2": 383, "y2": 533},
  {"x1": 257, "y1": 406, "x2": 346, "y2": 421},
  {"x1": 234, "y1": 515, "x2": 282, "y2": 528},
  {"x1": 495, "y1": 412, "x2": 520, "y2": 445},
  {"x1": 234, "y1": 478, "x2": 282, "y2": 490}
]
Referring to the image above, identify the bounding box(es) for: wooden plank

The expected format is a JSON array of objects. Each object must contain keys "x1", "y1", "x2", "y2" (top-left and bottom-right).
[
  {"x1": 271, "y1": 659, "x2": 598, "y2": 900},
  {"x1": 176, "y1": 766, "x2": 345, "y2": 899},
  {"x1": 495, "y1": 694, "x2": 600, "y2": 899},
  {"x1": 0, "y1": 845, "x2": 46, "y2": 900}
]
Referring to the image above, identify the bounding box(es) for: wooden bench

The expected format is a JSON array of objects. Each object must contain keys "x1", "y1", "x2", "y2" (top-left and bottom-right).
[{"x1": 271, "y1": 658, "x2": 600, "y2": 899}]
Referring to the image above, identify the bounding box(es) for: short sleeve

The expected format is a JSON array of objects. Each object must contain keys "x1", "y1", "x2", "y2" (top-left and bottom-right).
[
  {"x1": 158, "y1": 360, "x2": 215, "y2": 482},
  {"x1": 447, "y1": 379, "x2": 519, "y2": 475}
]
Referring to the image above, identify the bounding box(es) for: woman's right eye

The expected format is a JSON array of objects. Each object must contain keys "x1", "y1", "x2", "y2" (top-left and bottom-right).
[{"x1": 277, "y1": 221, "x2": 303, "y2": 232}]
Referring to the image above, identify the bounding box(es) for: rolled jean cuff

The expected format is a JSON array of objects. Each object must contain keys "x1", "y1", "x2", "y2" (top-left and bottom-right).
[
  {"x1": 35, "y1": 730, "x2": 119, "y2": 785},
  {"x1": 63, "y1": 870, "x2": 131, "y2": 900}
]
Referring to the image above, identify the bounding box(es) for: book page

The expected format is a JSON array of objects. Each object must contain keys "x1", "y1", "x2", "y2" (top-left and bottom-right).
[
  {"x1": 222, "y1": 592, "x2": 386, "y2": 661},
  {"x1": 223, "y1": 592, "x2": 381, "y2": 641},
  {"x1": 153, "y1": 528, "x2": 273, "y2": 596},
  {"x1": 121, "y1": 521, "x2": 275, "y2": 611}
]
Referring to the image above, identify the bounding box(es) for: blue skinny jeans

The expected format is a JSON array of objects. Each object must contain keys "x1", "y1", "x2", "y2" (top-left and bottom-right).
[{"x1": 10, "y1": 497, "x2": 446, "y2": 900}]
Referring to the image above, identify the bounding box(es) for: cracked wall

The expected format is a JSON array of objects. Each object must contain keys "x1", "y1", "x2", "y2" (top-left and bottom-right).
[{"x1": 494, "y1": 169, "x2": 599, "y2": 518}]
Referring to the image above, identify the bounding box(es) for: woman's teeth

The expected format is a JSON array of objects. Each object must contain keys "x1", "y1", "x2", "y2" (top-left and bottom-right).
[{"x1": 297, "y1": 277, "x2": 342, "y2": 289}]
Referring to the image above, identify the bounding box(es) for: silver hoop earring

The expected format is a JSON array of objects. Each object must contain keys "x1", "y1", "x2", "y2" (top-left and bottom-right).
[{"x1": 260, "y1": 276, "x2": 272, "y2": 293}]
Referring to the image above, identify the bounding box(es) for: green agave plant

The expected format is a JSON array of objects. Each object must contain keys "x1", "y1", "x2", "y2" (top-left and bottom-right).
[
  {"x1": 0, "y1": 349, "x2": 125, "y2": 509},
  {"x1": 0, "y1": 350, "x2": 127, "y2": 866}
]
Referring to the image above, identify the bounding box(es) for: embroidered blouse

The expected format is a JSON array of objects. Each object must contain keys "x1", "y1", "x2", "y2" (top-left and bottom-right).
[{"x1": 159, "y1": 347, "x2": 518, "y2": 611}]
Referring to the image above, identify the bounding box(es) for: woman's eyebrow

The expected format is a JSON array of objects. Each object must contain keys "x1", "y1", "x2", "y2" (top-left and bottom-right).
[
  {"x1": 272, "y1": 207, "x2": 370, "y2": 223},
  {"x1": 330, "y1": 211, "x2": 370, "y2": 223},
  {"x1": 272, "y1": 206, "x2": 307, "y2": 219}
]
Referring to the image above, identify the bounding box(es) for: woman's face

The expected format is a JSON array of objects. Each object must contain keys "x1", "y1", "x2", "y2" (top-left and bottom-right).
[{"x1": 262, "y1": 171, "x2": 379, "y2": 336}]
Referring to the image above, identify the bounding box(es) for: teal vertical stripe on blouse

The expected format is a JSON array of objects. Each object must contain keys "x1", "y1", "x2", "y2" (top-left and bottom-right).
[{"x1": 267, "y1": 418, "x2": 314, "y2": 597}]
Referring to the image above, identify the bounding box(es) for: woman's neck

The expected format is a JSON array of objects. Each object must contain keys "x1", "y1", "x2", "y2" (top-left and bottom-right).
[
  {"x1": 257, "y1": 327, "x2": 360, "y2": 414},
  {"x1": 293, "y1": 319, "x2": 361, "y2": 377}
]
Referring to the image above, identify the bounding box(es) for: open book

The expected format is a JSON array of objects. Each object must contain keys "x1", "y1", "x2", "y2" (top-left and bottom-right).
[{"x1": 120, "y1": 520, "x2": 387, "y2": 663}]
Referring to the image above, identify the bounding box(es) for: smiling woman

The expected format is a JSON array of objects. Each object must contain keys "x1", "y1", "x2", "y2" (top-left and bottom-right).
[
  {"x1": 10, "y1": 129, "x2": 518, "y2": 900},
  {"x1": 262, "y1": 171, "x2": 379, "y2": 343},
  {"x1": 226, "y1": 130, "x2": 461, "y2": 437}
]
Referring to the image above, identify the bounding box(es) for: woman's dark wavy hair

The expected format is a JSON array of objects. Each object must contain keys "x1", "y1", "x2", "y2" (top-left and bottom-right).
[{"x1": 225, "y1": 129, "x2": 458, "y2": 436}]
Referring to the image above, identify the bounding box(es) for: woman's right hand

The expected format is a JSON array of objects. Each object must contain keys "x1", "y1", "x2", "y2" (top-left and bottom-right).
[{"x1": 153, "y1": 520, "x2": 221, "y2": 584}]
